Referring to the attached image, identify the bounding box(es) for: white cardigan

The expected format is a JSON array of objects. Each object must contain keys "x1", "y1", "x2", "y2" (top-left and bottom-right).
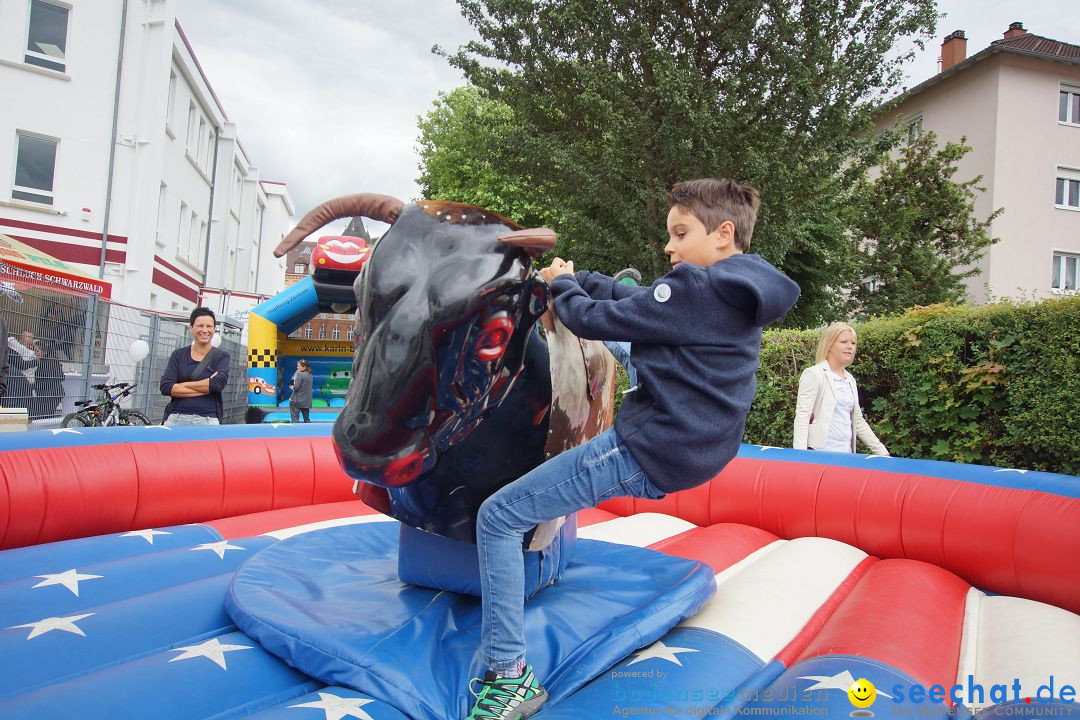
[{"x1": 792, "y1": 361, "x2": 888, "y2": 455}]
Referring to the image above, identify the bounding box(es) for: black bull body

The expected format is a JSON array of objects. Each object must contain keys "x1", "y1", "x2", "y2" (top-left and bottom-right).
[{"x1": 274, "y1": 194, "x2": 616, "y2": 544}]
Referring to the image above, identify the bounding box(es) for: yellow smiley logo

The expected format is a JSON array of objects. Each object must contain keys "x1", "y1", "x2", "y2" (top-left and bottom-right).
[{"x1": 848, "y1": 678, "x2": 877, "y2": 708}]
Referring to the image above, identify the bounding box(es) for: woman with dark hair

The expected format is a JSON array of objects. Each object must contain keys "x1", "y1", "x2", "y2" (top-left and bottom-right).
[
  {"x1": 159, "y1": 307, "x2": 230, "y2": 425},
  {"x1": 289, "y1": 359, "x2": 313, "y2": 423}
]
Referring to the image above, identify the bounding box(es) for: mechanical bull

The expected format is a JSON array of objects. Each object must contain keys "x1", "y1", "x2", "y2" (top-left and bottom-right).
[{"x1": 274, "y1": 193, "x2": 616, "y2": 546}]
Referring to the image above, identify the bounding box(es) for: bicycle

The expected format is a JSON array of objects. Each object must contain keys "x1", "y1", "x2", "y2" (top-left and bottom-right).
[{"x1": 60, "y1": 382, "x2": 152, "y2": 427}]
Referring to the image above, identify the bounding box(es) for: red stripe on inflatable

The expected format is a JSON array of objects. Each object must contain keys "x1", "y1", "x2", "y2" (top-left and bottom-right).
[
  {"x1": 796, "y1": 558, "x2": 970, "y2": 697},
  {"x1": 1013, "y1": 492, "x2": 1080, "y2": 613},
  {"x1": 577, "y1": 507, "x2": 619, "y2": 527},
  {"x1": 599, "y1": 458, "x2": 1080, "y2": 616},
  {"x1": 775, "y1": 555, "x2": 877, "y2": 666},
  {"x1": 0, "y1": 436, "x2": 356, "y2": 550},
  {"x1": 208, "y1": 500, "x2": 378, "y2": 539},
  {"x1": 648, "y1": 522, "x2": 778, "y2": 573},
  {"x1": 0, "y1": 445, "x2": 140, "y2": 548}
]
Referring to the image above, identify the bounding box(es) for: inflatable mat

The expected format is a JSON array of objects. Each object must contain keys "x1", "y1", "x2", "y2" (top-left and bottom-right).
[{"x1": 226, "y1": 521, "x2": 717, "y2": 720}]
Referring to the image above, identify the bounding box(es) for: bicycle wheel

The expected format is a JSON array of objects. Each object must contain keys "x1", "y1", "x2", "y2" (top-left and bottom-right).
[
  {"x1": 61, "y1": 412, "x2": 96, "y2": 428},
  {"x1": 119, "y1": 410, "x2": 151, "y2": 426}
]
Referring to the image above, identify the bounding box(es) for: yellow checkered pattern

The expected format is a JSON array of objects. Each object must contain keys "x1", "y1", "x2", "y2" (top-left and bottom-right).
[{"x1": 248, "y1": 348, "x2": 277, "y2": 368}]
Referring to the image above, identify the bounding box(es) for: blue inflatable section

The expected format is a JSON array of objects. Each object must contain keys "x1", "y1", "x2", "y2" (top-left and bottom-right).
[
  {"x1": 539, "y1": 626, "x2": 765, "y2": 717},
  {"x1": 397, "y1": 521, "x2": 576, "y2": 598},
  {"x1": 226, "y1": 522, "x2": 716, "y2": 720}
]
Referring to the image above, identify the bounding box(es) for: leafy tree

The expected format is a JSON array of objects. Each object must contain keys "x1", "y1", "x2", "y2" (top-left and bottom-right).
[
  {"x1": 416, "y1": 86, "x2": 562, "y2": 230},
  {"x1": 846, "y1": 131, "x2": 1001, "y2": 319},
  {"x1": 429, "y1": 0, "x2": 937, "y2": 326}
]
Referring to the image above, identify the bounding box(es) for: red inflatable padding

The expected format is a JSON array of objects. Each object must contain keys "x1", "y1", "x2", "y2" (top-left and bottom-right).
[
  {"x1": 208, "y1": 500, "x2": 378, "y2": 539},
  {"x1": 776, "y1": 556, "x2": 876, "y2": 667},
  {"x1": 795, "y1": 559, "x2": 971, "y2": 699},
  {"x1": 648, "y1": 522, "x2": 778, "y2": 574},
  {"x1": 0, "y1": 444, "x2": 141, "y2": 549},
  {"x1": 600, "y1": 458, "x2": 1080, "y2": 615},
  {"x1": 0, "y1": 437, "x2": 356, "y2": 550}
]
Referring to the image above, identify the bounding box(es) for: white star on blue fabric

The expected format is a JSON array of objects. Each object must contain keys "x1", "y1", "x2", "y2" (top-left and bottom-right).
[
  {"x1": 993, "y1": 468, "x2": 1028, "y2": 474},
  {"x1": 8, "y1": 613, "x2": 95, "y2": 639},
  {"x1": 168, "y1": 637, "x2": 253, "y2": 670},
  {"x1": 626, "y1": 640, "x2": 698, "y2": 667},
  {"x1": 190, "y1": 541, "x2": 244, "y2": 559},
  {"x1": 32, "y1": 569, "x2": 103, "y2": 597},
  {"x1": 289, "y1": 692, "x2": 377, "y2": 720},
  {"x1": 48, "y1": 428, "x2": 82, "y2": 435},
  {"x1": 798, "y1": 670, "x2": 892, "y2": 698},
  {"x1": 120, "y1": 528, "x2": 172, "y2": 544}
]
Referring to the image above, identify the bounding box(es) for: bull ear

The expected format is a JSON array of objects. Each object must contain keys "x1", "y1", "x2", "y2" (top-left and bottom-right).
[
  {"x1": 497, "y1": 228, "x2": 557, "y2": 258},
  {"x1": 273, "y1": 193, "x2": 405, "y2": 257}
]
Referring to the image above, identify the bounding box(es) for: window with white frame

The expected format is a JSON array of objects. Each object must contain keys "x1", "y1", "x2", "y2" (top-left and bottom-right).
[
  {"x1": 177, "y1": 201, "x2": 189, "y2": 256},
  {"x1": 155, "y1": 183, "x2": 168, "y2": 247},
  {"x1": 1055, "y1": 168, "x2": 1080, "y2": 209},
  {"x1": 1052, "y1": 252, "x2": 1079, "y2": 292},
  {"x1": 196, "y1": 117, "x2": 207, "y2": 168},
  {"x1": 25, "y1": 0, "x2": 69, "y2": 73},
  {"x1": 186, "y1": 210, "x2": 200, "y2": 265},
  {"x1": 347, "y1": 327, "x2": 354, "y2": 342},
  {"x1": 332, "y1": 326, "x2": 341, "y2": 340},
  {"x1": 1060, "y1": 86, "x2": 1080, "y2": 125},
  {"x1": 12, "y1": 131, "x2": 58, "y2": 204},
  {"x1": 304, "y1": 325, "x2": 312, "y2": 339},
  {"x1": 186, "y1": 102, "x2": 197, "y2": 151},
  {"x1": 906, "y1": 115, "x2": 923, "y2": 145},
  {"x1": 166, "y1": 72, "x2": 177, "y2": 131},
  {"x1": 293, "y1": 263, "x2": 304, "y2": 274},
  {"x1": 318, "y1": 325, "x2": 326, "y2": 340},
  {"x1": 202, "y1": 127, "x2": 214, "y2": 169},
  {"x1": 196, "y1": 220, "x2": 207, "y2": 268}
]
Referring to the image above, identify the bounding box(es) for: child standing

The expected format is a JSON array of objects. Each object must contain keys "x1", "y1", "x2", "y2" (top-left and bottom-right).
[{"x1": 465, "y1": 179, "x2": 800, "y2": 719}]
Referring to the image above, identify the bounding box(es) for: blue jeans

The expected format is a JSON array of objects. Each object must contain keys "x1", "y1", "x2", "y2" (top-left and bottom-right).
[
  {"x1": 603, "y1": 340, "x2": 637, "y2": 388},
  {"x1": 476, "y1": 427, "x2": 665, "y2": 672}
]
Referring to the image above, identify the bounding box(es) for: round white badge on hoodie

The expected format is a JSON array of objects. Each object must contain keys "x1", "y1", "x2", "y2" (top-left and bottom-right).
[{"x1": 653, "y1": 283, "x2": 671, "y2": 303}]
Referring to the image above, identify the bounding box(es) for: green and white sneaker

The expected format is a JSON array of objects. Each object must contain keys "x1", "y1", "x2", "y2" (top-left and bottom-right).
[{"x1": 466, "y1": 664, "x2": 548, "y2": 719}]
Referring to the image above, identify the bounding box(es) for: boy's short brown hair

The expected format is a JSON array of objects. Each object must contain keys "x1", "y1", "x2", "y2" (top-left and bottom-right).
[{"x1": 666, "y1": 178, "x2": 760, "y2": 252}]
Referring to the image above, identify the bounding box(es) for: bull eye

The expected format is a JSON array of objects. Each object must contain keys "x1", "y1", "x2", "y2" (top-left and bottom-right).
[{"x1": 476, "y1": 316, "x2": 514, "y2": 362}]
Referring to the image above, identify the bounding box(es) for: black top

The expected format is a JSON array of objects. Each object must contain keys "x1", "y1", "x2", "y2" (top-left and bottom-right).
[{"x1": 159, "y1": 346, "x2": 231, "y2": 420}]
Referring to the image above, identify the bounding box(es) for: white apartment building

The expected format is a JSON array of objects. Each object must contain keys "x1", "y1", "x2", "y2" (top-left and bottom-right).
[
  {"x1": 0, "y1": 0, "x2": 292, "y2": 313},
  {"x1": 878, "y1": 22, "x2": 1080, "y2": 304}
]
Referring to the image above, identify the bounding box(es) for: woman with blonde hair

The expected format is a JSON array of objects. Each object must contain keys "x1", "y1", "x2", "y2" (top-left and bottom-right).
[{"x1": 792, "y1": 322, "x2": 889, "y2": 455}]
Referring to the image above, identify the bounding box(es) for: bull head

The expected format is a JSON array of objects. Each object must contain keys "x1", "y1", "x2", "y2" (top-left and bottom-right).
[{"x1": 280, "y1": 194, "x2": 557, "y2": 494}]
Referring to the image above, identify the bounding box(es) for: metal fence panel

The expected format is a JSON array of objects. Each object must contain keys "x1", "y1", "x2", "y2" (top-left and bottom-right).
[{"x1": 0, "y1": 276, "x2": 249, "y2": 426}]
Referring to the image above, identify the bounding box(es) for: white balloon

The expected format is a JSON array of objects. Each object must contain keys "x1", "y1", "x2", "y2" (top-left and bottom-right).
[
  {"x1": 210, "y1": 334, "x2": 222, "y2": 348},
  {"x1": 129, "y1": 339, "x2": 150, "y2": 362}
]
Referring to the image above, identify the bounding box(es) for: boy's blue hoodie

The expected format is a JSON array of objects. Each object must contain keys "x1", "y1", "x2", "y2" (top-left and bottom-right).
[{"x1": 549, "y1": 254, "x2": 800, "y2": 492}]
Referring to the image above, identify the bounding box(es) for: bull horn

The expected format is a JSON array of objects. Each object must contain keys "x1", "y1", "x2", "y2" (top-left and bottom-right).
[
  {"x1": 497, "y1": 228, "x2": 557, "y2": 258},
  {"x1": 273, "y1": 193, "x2": 405, "y2": 257}
]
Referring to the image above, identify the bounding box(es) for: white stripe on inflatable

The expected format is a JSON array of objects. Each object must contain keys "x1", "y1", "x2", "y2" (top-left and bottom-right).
[
  {"x1": 679, "y1": 536, "x2": 866, "y2": 662},
  {"x1": 969, "y1": 595, "x2": 1080, "y2": 703},
  {"x1": 955, "y1": 587, "x2": 985, "y2": 690},
  {"x1": 577, "y1": 513, "x2": 697, "y2": 547},
  {"x1": 712, "y1": 539, "x2": 788, "y2": 587},
  {"x1": 262, "y1": 514, "x2": 396, "y2": 540}
]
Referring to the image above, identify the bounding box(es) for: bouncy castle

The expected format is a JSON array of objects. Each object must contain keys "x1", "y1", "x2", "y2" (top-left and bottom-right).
[{"x1": 245, "y1": 235, "x2": 368, "y2": 423}]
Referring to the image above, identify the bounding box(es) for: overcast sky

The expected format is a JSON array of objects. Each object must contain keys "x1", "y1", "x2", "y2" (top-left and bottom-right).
[{"x1": 176, "y1": 0, "x2": 1080, "y2": 234}]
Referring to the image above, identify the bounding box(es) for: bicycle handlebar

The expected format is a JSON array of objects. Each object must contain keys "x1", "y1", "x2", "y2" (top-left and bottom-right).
[{"x1": 92, "y1": 382, "x2": 133, "y2": 390}]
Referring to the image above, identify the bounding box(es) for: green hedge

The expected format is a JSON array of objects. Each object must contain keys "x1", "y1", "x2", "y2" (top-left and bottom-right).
[{"x1": 742, "y1": 296, "x2": 1080, "y2": 475}]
